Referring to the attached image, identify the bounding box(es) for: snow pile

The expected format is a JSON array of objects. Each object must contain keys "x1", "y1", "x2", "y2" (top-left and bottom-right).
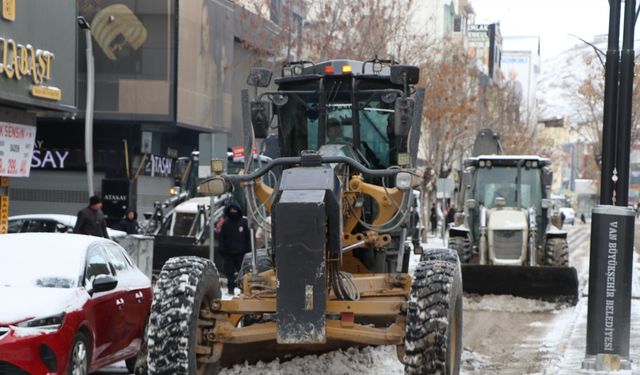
[
  {"x1": 461, "y1": 349, "x2": 489, "y2": 373},
  {"x1": 219, "y1": 345, "x2": 487, "y2": 375},
  {"x1": 219, "y1": 345, "x2": 404, "y2": 375},
  {"x1": 463, "y1": 294, "x2": 572, "y2": 313}
]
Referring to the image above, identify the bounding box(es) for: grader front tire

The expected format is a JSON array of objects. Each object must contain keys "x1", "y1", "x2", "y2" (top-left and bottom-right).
[
  {"x1": 405, "y1": 249, "x2": 463, "y2": 375},
  {"x1": 147, "y1": 257, "x2": 222, "y2": 375}
]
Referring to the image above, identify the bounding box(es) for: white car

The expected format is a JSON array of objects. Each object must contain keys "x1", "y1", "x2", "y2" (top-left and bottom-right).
[
  {"x1": 558, "y1": 207, "x2": 575, "y2": 225},
  {"x1": 8, "y1": 214, "x2": 126, "y2": 239}
]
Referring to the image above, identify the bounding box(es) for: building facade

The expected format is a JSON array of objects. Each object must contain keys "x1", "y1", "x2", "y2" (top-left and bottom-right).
[
  {"x1": 0, "y1": 0, "x2": 78, "y2": 231},
  {"x1": 9, "y1": 0, "x2": 284, "y2": 224}
]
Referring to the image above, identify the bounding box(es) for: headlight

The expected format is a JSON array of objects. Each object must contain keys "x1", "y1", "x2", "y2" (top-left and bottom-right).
[
  {"x1": 15, "y1": 313, "x2": 65, "y2": 330},
  {"x1": 395, "y1": 172, "x2": 412, "y2": 191}
]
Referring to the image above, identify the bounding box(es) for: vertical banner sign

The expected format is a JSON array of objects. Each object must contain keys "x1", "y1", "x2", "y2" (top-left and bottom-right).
[
  {"x1": 0, "y1": 176, "x2": 8, "y2": 234},
  {"x1": 0, "y1": 122, "x2": 36, "y2": 177},
  {"x1": 0, "y1": 195, "x2": 7, "y2": 234},
  {"x1": 585, "y1": 205, "x2": 636, "y2": 367}
]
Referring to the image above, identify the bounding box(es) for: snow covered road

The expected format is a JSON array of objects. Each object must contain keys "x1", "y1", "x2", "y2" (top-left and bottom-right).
[{"x1": 100, "y1": 222, "x2": 640, "y2": 374}]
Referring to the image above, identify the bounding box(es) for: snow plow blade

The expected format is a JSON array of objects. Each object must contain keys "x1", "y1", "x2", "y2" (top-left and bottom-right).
[{"x1": 461, "y1": 265, "x2": 579, "y2": 304}]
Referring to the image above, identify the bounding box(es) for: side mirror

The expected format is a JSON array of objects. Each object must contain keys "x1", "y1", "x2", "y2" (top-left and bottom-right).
[
  {"x1": 390, "y1": 65, "x2": 420, "y2": 85},
  {"x1": 251, "y1": 101, "x2": 270, "y2": 138},
  {"x1": 247, "y1": 67, "x2": 272, "y2": 88},
  {"x1": 198, "y1": 176, "x2": 227, "y2": 196},
  {"x1": 90, "y1": 275, "x2": 118, "y2": 295},
  {"x1": 394, "y1": 98, "x2": 414, "y2": 137},
  {"x1": 465, "y1": 199, "x2": 477, "y2": 209},
  {"x1": 541, "y1": 198, "x2": 553, "y2": 209}
]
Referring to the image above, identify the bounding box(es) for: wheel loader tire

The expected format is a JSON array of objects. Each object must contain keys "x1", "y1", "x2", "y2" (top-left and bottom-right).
[
  {"x1": 405, "y1": 249, "x2": 463, "y2": 375},
  {"x1": 543, "y1": 237, "x2": 569, "y2": 267},
  {"x1": 148, "y1": 256, "x2": 222, "y2": 375},
  {"x1": 447, "y1": 236, "x2": 472, "y2": 263},
  {"x1": 238, "y1": 249, "x2": 273, "y2": 292}
]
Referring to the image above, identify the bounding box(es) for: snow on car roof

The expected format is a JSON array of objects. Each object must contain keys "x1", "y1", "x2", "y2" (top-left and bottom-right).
[
  {"x1": 9, "y1": 214, "x2": 76, "y2": 226},
  {"x1": 9, "y1": 214, "x2": 127, "y2": 238},
  {"x1": 175, "y1": 196, "x2": 221, "y2": 213},
  {"x1": 0, "y1": 233, "x2": 112, "y2": 288}
]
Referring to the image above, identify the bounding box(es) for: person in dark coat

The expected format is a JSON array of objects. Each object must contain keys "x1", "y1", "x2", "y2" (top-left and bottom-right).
[
  {"x1": 429, "y1": 203, "x2": 437, "y2": 235},
  {"x1": 219, "y1": 202, "x2": 251, "y2": 294},
  {"x1": 445, "y1": 205, "x2": 456, "y2": 228},
  {"x1": 74, "y1": 195, "x2": 109, "y2": 238},
  {"x1": 119, "y1": 209, "x2": 139, "y2": 234}
]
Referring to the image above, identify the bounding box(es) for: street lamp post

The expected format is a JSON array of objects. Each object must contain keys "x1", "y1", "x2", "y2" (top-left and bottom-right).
[
  {"x1": 584, "y1": 0, "x2": 637, "y2": 371},
  {"x1": 78, "y1": 16, "x2": 95, "y2": 197}
]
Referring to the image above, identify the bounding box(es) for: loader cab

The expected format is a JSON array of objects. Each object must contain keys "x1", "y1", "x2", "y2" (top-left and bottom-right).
[{"x1": 466, "y1": 156, "x2": 550, "y2": 243}]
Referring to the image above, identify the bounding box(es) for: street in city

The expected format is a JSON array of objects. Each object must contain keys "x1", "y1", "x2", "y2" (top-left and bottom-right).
[{"x1": 1, "y1": 1, "x2": 639, "y2": 374}]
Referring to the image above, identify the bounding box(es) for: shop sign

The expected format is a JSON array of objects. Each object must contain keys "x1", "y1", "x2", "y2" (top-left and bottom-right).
[
  {"x1": 0, "y1": 0, "x2": 76, "y2": 110},
  {"x1": 0, "y1": 122, "x2": 36, "y2": 177},
  {"x1": 231, "y1": 145, "x2": 257, "y2": 162},
  {"x1": 0, "y1": 195, "x2": 7, "y2": 234},
  {"x1": 143, "y1": 154, "x2": 174, "y2": 177}
]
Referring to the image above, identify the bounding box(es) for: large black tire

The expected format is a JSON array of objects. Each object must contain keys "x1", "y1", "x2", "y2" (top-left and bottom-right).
[
  {"x1": 126, "y1": 321, "x2": 148, "y2": 375},
  {"x1": 447, "y1": 236, "x2": 472, "y2": 264},
  {"x1": 543, "y1": 237, "x2": 569, "y2": 267},
  {"x1": 406, "y1": 249, "x2": 463, "y2": 375},
  {"x1": 238, "y1": 249, "x2": 273, "y2": 291},
  {"x1": 67, "y1": 332, "x2": 90, "y2": 375},
  {"x1": 148, "y1": 257, "x2": 222, "y2": 375}
]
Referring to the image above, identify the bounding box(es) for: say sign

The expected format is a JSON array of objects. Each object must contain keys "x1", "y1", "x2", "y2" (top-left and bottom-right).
[{"x1": 0, "y1": 122, "x2": 36, "y2": 177}]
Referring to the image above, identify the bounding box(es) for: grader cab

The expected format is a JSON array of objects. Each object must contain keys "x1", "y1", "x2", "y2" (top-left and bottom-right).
[{"x1": 147, "y1": 60, "x2": 464, "y2": 375}]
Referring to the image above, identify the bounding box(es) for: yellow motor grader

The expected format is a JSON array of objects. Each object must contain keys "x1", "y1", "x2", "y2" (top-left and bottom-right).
[{"x1": 147, "y1": 59, "x2": 463, "y2": 375}]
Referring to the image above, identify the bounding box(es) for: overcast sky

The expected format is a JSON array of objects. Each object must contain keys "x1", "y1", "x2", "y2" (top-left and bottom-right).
[{"x1": 472, "y1": 0, "x2": 616, "y2": 60}]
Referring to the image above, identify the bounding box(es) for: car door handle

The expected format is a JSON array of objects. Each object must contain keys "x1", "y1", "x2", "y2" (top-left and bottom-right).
[
  {"x1": 135, "y1": 291, "x2": 144, "y2": 303},
  {"x1": 116, "y1": 298, "x2": 125, "y2": 309}
]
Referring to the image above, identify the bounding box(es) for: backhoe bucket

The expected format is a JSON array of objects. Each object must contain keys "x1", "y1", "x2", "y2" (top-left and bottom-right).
[{"x1": 461, "y1": 265, "x2": 579, "y2": 304}]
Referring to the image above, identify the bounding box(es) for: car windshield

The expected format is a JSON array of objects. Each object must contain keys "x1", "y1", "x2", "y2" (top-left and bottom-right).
[
  {"x1": 0, "y1": 246, "x2": 81, "y2": 288},
  {"x1": 474, "y1": 166, "x2": 542, "y2": 210}
]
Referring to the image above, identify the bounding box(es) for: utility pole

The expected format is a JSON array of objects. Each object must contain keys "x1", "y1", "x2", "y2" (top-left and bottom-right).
[
  {"x1": 584, "y1": 0, "x2": 637, "y2": 371},
  {"x1": 78, "y1": 16, "x2": 95, "y2": 197}
]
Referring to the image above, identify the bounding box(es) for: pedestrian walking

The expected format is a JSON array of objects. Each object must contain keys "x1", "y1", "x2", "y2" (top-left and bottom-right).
[
  {"x1": 73, "y1": 195, "x2": 109, "y2": 238},
  {"x1": 580, "y1": 212, "x2": 586, "y2": 224},
  {"x1": 429, "y1": 203, "x2": 437, "y2": 235},
  {"x1": 119, "y1": 209, "x2": 140, "y2": 234},
  {"x1": 219, "y1": 202, "x2": 251, "y2": 295},
  {"x1": 445, "y1": 205, "x2": 456, "y2": 228}
]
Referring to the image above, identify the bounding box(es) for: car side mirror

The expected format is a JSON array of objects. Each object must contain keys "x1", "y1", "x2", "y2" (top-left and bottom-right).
[
  {"x1": 394, "y1": 98, "x2": 414, "y2": 137},
  {"x1": 247, "y1": 67, "x2": 272, "y2": 88},
  {"x1": 90, "y1": 275, "x2": 118, "y2": 295},
  {"x1": 251, "y1": 100, "x2": 270, "y2": 138},
  {"x1": 390, "y1": 65, "x2": 420, "y2": 85},
  {"x1": 198, "y1": 176, "x2": 228, "y2": 196}
]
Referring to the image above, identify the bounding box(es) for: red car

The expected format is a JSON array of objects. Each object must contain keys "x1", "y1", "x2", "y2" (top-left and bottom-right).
[{"x1": 0, "y1": 233, "x2": 152, "y2": 374}]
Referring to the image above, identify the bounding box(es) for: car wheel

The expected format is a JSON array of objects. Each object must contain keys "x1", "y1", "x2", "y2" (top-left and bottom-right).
[{"x1": 68, "y1": 332, "x2": 90, "y2": 375}]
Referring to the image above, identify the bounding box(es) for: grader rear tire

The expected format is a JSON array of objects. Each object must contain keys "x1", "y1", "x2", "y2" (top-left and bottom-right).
[
  {"x1": 406, "y1": 249, "x2": 463, "y2": 375},
  {"x1": 148, "y1": 257, "x2": 222, "y2": 375},
  {"x1": 543, "y1": 237, "x2": 569, "y2": 267},
  {"x1": 238, "y1": 249, "x2": 273, "y2": 292},
  {"x1": 447, "y1": 236, "x2": 472, "y2": 263}
]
